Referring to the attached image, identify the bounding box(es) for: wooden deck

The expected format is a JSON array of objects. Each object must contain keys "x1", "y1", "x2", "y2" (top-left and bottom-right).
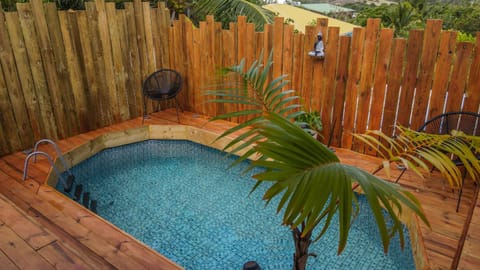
[{"x1": 0, "y1": 109, "x2": 479, "y2": 269}]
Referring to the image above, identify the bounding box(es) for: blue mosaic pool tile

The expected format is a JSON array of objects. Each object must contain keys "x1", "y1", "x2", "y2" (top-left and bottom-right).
[{"x1": 58, "y1": 140, "x2": 416, "y2": 270}]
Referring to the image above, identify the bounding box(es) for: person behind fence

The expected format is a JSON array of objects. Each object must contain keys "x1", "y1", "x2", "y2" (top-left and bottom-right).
[{"x1": 308, "y1": 32, "x2": 324, "y2": 57}]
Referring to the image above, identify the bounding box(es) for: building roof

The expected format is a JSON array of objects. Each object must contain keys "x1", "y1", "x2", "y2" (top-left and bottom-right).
[
  {"x1": 302, "y1": 3, "x2": 355, "y2": 14},
  {"x1": 263, "y1": 4, "x2": 357, "y2": 35}
]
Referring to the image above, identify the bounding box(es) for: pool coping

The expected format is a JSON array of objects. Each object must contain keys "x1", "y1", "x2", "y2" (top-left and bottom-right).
[{"x1": 46, "y1": 124, "x2": 429, "y2": 270}]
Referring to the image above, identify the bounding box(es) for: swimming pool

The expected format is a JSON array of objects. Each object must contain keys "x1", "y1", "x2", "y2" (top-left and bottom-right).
[{"x1": 57, "y1": 140, "x2": 415, "y2": 269}]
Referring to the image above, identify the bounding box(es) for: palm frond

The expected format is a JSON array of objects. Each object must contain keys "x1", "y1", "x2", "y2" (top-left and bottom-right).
[
  {"x1": 253, "y1": 113, "x2": 429, "y2": 253},
  {"x1": 354, "y1": 126, "x2": 480, "y2": 188}
]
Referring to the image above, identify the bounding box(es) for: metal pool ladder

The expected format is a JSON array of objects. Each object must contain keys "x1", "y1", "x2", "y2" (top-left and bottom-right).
[{"x1": 22, "y1": 139, "x2": 75, "y2": 192}]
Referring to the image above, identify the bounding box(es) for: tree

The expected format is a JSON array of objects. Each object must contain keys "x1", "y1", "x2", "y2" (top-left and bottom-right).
[
  {"x1": 192, "y1": 0, "x2": 274, "y2": 30},
  {"x1": 207, "y1": 53, "x2": 429, "y2": 270}
]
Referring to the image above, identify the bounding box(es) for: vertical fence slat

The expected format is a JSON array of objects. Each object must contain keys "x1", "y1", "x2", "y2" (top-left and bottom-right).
[
  {"x1": 369, "y1": 28, "x2": 393, "y2": 132},
  {"x1": 282, "y1": 24, "x2": 294, "y2": 90},
  {"x1": 321, "y1": 26, "x2": 339, "y2": 142},
  {"x1": 45, "y1": 3, "x2": 79, "y2": 135},
  {"x1": 331, "y1": 36, "x2": 350, "y2": 147},
  {"x1": 292, "y1": 33, "x2": 304, "y2": 103},
  {"x1": 76, "y1": 10, "x2": 101, "y2": 128},
  {"x1": 382, "y1": 38, "x2": 406, "y2": 137},
  {"x1": 157, "y1": 2, "x2": 170, "y2": 68},
  {"x1": 301, "y1": 25, "x2": 316, "y2": 110},
  {"x1": 463, "y1": 33, "x2": 480, "y2": 113},
  {"x1": 342, "y1": 27, "x2": 365, "y2": 149},
  {"x1": 446, "y1": 42, "x2": 474, "y2": 113},
  {"x1": 30, "y1": 0, "x2": 70, "y2": 137},
  {"x1": 0, "y1": 61, "x2": 22, "y2": 152},
  {"x1": 397, "y1": 29, "x2": 423, "y2": 127},
  {"x1": 184, "y1": 21, "x2": 195, "y2": 112},
  {"x1": 5, "y1": 11, "x2": 46, "y2": 139},
  {"x1": 0, "y1": 9, "x2": 34, "y2": 147},
  {"x1": 125, "y1": 3, "x2": 142, "y2": 117},
  {"x1": 16, "y1": 3, "x2": 59, "y2": 139},
  {"x1": 58, "y1": 11, "x2": 90, "y2": 132},
  {"x1": 411, "y1": 20, "x2": 442, "y2": 130},
  {"x1": 116, "y1": 8, "x2": 137, "y2": 118},
  {"x1": 221, "y1": 28, "x2": 235, "y2": 118},
  {"x1": 311, "y1": 18, "x2": 328, "y2": 113},
  {"x1": 366, "y1": 28, "x2": 393, "y2": 155},
  {"x1": 272, "y1": 17, "x2": 284, "y2": 81},
  {"x1": 428, "y1": 31, "x2": 457, "y2": 120},
  {"x1": 193, "y1": 26, "x2": 203, "y2": 114},
  {"x1": 85, "y1": 2, "x2": 113, "y2": 125},
  {"x1": 353, "y1": 19, "x2": 380, "y2": 152},
  {"x1": 105, "y1": 3, "x2": 129, "y2": 121}
]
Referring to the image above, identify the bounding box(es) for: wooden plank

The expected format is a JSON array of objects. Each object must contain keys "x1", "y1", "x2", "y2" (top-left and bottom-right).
[
  {"x1": 331, "y1": 36, "x2": 350, "y2": 147},
  {"x1": 0, "y1": 61, "x2": 21, "y2": 153},
  {"x1": 369, "y1": 28, "x2": 393, "y2": 132},
  {"x1": 133, "y1": 0, "x2": 148, "y2": 80},
  {"x1": 291, "y1": 33, "x2": 304, "y2": 106},
  {"x1": 143, "y1": 1, "x2": 156, "y2": 74},
  {"x1": 272, "y1": 17, "x2": 284, "y2": 81},
  {"x1": 0, "y1": 223, "x2": 55, "y2": 269},
  {"x1": 44, "y1": 3, "x2": 79, "y2": 136},
  {"x1": 382, "y1": 38, "x2": 406, "y2": 137},
  {"x1": 367, "y1": 28, "x2": 394, "y2": 155},
  {"x1": 30, "y1": 0, "x2": 70, "y2": 137},
  {"x1": 0, "y1": 195, "x2": 55, "y2": 250},
  {"x1": 198, "y1": 22, "x2": 208, "y2": 116},
  {"x1": 124, "y1": 3, "x2": 143, "y2": 117},
  {"x1": 301, "y1": 25, "x2": 316, "y2": 110},
  {"x1": 156, "y1": 2, "x2": 171, "y2": 69},
  {"x1": 341, "y1": 27, "x2": 365, "y2": 149},
  {"x1": 85, "y1": 2, "x2": 113, "y2": 126},
  {"x1": 0, "y1": 8, "x2": 34, "y2": 149},
  {"x1": 184, "y1": 20, "x2": 195, "y2": 112},
  {"x1": 193, "y1": 27, "x2": 203, "y2": 114},
  {"x1": 311, "y1": 18, "x2": 328, "y2": 113},
  {"x1": 0, "y1": 249, "x2": 17, "y2": 270},
  {"x1": 463, "y1": 33, "x2": 480, "y2": 113},
  {"x1": 321, "y1": 26, "x2": 339, "y2": 142},
  {"x1": 115, "y1": 9, "x2": 135, "y2": 119},
  {"x1": 58, "y1": 10, "x2": 90, "y2": 132},
  {"x1": 5, "y1": 10, "x2": 46, "y2": 140},
  {"x1": 397, "y1": 29, "x2": 424, "y2": 127},
  {"x1": 236, "y1": 16, "x2": 247, "y2": 121},
  {"x1": 37, "y1": 241, "x2": 95, "y2": 270},
  {"x1": 15, "y1": 4, "x2": 59, "y2": 140},
  {"x1": 174, "y1": 17, "x2": 188, "y2": 111},
  {"x1": 106, "y1": 2, "x2": 130, "y2": 121},
  {"x1": 353, "y1": 19, "x2": 380, "y2": 152},
  {"x1": 282, "y1": 24, "x2": 294, "y2": 90},
  {"x1": 410, "y1": 20, "x2": 442, "y2": 130},
  {"x1": 446, "y1": 42, "x2": 474, "y2": 113},
  {"x1": 75, "y1": 11, "x2": 102, "y2": 129},
  {"x1": 428, "y1": 31, "x2": 456, "y2": 119},
  {"x1": 96, "y1": 0, "x2": 121, "y2": 123}
]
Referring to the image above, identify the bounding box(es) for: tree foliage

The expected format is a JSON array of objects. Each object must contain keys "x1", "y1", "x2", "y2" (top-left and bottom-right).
[
  {"x1": 207, "y1": 53, "x2": 429, "y2": 269},
  {"x1": 349, "y1": 0, "x2": 480, "y2": 38}
]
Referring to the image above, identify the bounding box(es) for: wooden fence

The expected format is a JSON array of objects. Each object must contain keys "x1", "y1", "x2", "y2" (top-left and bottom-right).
[{"x1": 0, "y1": 0, "x2": 479, "y2": 156}]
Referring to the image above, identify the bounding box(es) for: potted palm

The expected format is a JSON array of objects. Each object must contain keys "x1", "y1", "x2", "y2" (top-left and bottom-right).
[{"x1": 206, "y1": 52, "x2": 429, "y2": 270}]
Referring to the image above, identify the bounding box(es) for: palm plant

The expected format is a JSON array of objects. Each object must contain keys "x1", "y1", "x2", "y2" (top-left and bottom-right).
[
  {"x1": 206, "y1": 53, "x2": 429, "y2": 270},
  {"x1": 354, "y1": 127, "x2": 480, "y2": 189}
]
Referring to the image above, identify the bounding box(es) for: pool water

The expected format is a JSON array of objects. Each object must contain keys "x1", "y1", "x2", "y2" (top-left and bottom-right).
[{"x1": 58, "y1": 140, "x2": 415, "y2": 270}]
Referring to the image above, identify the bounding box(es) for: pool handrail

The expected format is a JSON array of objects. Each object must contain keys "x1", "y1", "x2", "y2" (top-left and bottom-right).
[
  {"x1": 23, "y1": 151, "x2": 74, "y2": 192},
  {"x1": 33, "y1": 139, "x2": 72, "y2": 175}
]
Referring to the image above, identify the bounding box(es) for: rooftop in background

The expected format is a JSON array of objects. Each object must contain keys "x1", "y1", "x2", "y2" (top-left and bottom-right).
[
  {"x1": 263, "y1": 4, "x2": 357, "y2": 34},
  {"x1": 302, "y1": 3, "x2": 355, "y2": 14}
]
